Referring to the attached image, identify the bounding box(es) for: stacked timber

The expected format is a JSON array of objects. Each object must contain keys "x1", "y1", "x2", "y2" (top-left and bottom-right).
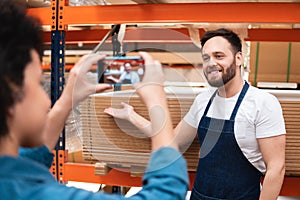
[
  {"x1": 81, "y1": 87, "x2": 200, "y2": 173},
  {"x1": 262, "y1": 90, "x2": 300, "y2": 176},
  {"x1": 280, "y1": 100, "x2": 300, "y2": 176},
  {"x1": 81, "y1": 88, "x2": 300, "y2": 176}
]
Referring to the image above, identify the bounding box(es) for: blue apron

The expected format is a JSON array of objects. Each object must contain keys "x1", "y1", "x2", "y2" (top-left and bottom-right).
[
  {"x1": 122, "y1": 77, "x2": 132, "y2": 84},
  {"x1": 190, "y1": 82, "x2": 263, "y2": 200},
  {"x1": 122, "y1": 73, "x2": 132, "y2": 84}
]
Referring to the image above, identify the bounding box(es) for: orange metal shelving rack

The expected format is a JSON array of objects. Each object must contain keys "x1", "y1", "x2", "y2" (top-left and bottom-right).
[
  {"x1": 62, "y1": 163, "x2": 300, "y2": 196},
  {"x1": 29, "y1": 0, "x2": 300, "y2": 196}
]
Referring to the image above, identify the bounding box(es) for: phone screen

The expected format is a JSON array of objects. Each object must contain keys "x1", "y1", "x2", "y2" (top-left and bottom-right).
[{"x1": 97, "y1": 56, "x2": 144, "y2": 85}]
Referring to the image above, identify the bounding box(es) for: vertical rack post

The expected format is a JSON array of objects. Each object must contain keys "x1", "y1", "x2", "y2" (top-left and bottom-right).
[
  {"x1": 286, "y1": 42, "x2": 292, "y2": 83},
  {"x1": 112, "y1": 25, "x2": 121, "y2": 56},
  {"x1": 254, "y1": 42, "x2": 260, "y2": 87},
  {"x1": 50, "y1": 0, "x2": 66, "y2": 182},
  {"x1": 110, "y1": 24, "x2": 122, "y2": 192}
]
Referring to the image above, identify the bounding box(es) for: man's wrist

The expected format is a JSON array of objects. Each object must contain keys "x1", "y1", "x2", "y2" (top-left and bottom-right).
[{"x1": 128, "y1": 108, "x2": 139, "y2": 123}]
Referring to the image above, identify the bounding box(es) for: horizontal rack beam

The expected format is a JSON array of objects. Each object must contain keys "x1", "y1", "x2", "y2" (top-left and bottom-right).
[
  {"x1": 28, "y1": 3, "x2": 300, "y2": 26},
  {"x1": 42, "y1": 28, "x2": 300, "y2": 44},
  {"x1": 64, "y1": 162, "x2": 300, "y2": 196}
]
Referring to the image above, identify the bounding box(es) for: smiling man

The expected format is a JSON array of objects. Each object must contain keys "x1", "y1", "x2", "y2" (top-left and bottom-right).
[
  {"x1": 105, "y1": 28, "x2": 286, "y2": 200},
  {"x1": 186, "y1": 28, "x2": 286, "y2": 200},
  {"x1": 202, "y1": 37, "x2": 240, "y2": 88}
]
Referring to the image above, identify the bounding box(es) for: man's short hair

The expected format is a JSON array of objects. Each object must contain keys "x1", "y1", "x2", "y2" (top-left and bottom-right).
[{"x1": 201, "y1": 28, "x2": 242, "y2": 53}]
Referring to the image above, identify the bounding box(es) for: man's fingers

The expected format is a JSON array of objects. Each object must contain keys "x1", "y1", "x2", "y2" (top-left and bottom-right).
[
  {"x1": 104, "y1": 107, "x2": 114, "y2": 116},
  {"x1": 104, "y1": 107, "x2": 121, "y2": 117}
]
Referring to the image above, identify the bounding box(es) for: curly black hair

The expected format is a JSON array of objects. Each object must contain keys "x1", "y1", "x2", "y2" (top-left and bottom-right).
[
  {"x1": 201, "y1": 28, "x2": 242, "y2": 54},
  {"x1": 0, "y1": 0, "x2": 43, "y2": 138}
]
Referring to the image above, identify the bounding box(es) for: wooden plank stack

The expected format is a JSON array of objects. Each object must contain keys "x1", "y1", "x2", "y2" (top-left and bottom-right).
[
  {"x1": 81, "y1": 89, "x2": 199, "y2": 173},
  {"x1": 81, "y1": 89, "x2": 300, "y2": 176},
  {"x1": 280, "y1": 101, "x2": 300, "y2": 176}
]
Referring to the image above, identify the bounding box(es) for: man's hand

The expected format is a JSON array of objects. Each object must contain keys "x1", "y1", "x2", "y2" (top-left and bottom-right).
[
  {"x1": 106, "y1": 75, "x2": 119, "y2": 83},
  {"x1": 104, "y1": 102, "x2": 134, "y2": 121}
]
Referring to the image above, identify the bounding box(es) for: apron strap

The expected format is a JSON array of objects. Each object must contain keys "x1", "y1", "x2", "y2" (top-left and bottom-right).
[
  {"x1": 202, "y1": 90, "x2": 218, "y2": 116},
  {"x1": 229, "y1": 81, "x2": 249, "y2": 120}
]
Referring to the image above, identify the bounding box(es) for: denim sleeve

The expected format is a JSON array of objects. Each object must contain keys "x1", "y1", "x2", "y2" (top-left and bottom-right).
[
  {"x1": 129, "y1": 147, "x2": 189, "y2": 200},
  {"x1": 19, "y1": 145, "x2": 54, "y2": 168},
  {"x1": 14, "y1": 147, "x2": 188, "y2": 200},
  {"x1": 100, "y1": 147, "x2": 189, "y2": 200}
]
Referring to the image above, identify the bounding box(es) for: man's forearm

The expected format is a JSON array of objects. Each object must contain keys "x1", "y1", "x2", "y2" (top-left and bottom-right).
[
  {"x1": 260, "y1": 166, "x2": 285, "y2": 200},
  {"x1": 109, "y1": 76, "x2": 121, "y2": 83},
  {"x1": 129, "y1": 110, "x2": 152, "y2": 136}
]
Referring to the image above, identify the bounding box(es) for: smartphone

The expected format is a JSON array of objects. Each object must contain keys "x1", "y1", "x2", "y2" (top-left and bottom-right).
[{"x1": 97, "y1": 56, "x2": 145, "y2": 85}]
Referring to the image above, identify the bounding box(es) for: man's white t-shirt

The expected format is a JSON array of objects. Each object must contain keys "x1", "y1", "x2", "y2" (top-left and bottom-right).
[{"x1": 183, "y1": 85, "x2": 286, "y2": 173}]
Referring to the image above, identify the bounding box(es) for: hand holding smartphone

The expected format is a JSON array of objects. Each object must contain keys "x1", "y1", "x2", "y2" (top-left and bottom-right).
[{"x1": 97, "y1": 56, "x2": 144, "y2": 85}]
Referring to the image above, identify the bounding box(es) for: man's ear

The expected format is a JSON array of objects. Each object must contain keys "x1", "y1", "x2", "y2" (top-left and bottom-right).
[
  {"x1": 7, "y1": 106, "x2": 15, "y2": 117},
  {"x1": 235, "y1": 51, "x2": 243, "y2": 67}
]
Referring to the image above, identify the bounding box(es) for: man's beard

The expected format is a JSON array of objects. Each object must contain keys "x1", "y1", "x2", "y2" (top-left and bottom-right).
[{"x1": 205, "y1": 61, "x2": 237, "y2": 87}]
